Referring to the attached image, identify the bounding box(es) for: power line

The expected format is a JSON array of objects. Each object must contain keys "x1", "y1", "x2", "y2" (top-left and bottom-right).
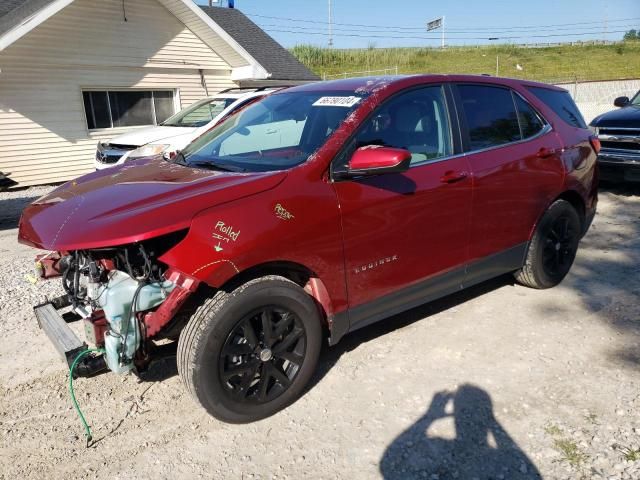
[
  {"x1": 260, "y1": 27, "x2": 632, "y2": 41},
  {"x1": 245, "y1": 11, "x2": 640, "y2": 32},
  {"x1": 255, "y1": 21, "x2": 640, "y2": 36},
  {"x1": 260, "y1": 29, "x2": 626, "y2": 40}
]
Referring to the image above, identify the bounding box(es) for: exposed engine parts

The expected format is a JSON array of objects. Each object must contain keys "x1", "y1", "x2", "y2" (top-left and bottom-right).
[{"x1": 41, "y1": 240, "x2": 198, "y2": 376}]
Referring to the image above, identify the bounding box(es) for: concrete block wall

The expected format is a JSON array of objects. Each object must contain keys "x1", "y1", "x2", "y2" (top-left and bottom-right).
[{"x1": 555, "y1": 78, "x2": 640, "y2": 124}]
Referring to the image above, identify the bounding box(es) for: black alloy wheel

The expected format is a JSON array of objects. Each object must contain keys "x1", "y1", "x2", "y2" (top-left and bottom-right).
[
  {"x1": 219, "y1": 307, "x2": 306, "y2": 404},
  {"x1": 515, "y1": 199, "x2": 581, "y2": 289},
  {"x1": 541, "y1": 215, "x2": 578, "y2": 278},
  {"x1": 177, "y1": 275, "x2": 322, "y2": 423}
]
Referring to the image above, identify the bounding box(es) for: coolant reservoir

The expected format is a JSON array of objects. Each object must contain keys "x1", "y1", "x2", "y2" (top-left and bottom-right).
[{"x1": 99, "y1": 271, "x2": 175, "y2": 374}]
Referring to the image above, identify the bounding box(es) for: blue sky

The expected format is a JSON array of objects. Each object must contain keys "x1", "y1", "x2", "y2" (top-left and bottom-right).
[{"x1": 196, "y1": 0, "x2": 640, "y2": 48}]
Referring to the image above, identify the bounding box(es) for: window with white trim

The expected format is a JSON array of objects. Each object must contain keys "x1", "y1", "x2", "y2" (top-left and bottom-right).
[{"x1": 82, "y1": 90, "x2": 176, "y2": 130}]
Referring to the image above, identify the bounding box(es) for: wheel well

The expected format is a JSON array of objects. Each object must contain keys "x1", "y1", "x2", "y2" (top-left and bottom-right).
[
  {"x1": 221, "y1": 261, "x2": 315, "y2": 292},
  {"x1": 556, "y1": 190, "x2": 586, "y2": 228},
  {"x1": 220, "y1": 261, "x2": 332, "y2": 336},
  {"x1": 159, "y1": 263, "x2": 323, "y2": 341},
  {"x1": 528, "y1": 190, "x2": 587, "y2": 242}
]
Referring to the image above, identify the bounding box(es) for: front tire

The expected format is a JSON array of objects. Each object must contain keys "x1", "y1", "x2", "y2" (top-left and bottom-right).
[
  {"x1": 515, "y1": 199, "x2": 581, "y2": 289},
  {"x1": 177, "y1": 276, "x2": 322, "y2": 423}
]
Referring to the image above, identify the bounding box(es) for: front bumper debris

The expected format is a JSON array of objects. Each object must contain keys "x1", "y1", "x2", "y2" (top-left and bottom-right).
[{"x1": 34, "y1": 301, "x2": 107, "y2": 378}]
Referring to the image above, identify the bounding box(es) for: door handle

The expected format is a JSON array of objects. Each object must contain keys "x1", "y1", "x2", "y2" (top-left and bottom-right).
[
  {"x1": 537, "y1": 147, "x2": 556, "y2": 158},
  {"x1": 440, "y1": 170, "x2": 468, "y2": 184}
]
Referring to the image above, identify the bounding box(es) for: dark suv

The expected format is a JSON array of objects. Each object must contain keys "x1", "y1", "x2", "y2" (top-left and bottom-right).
[
  {"x1": 590, "y1": 91, "x2": 640, "y2": 182},
  {"x1": 19, "y1": 75, "x2": 599, "y2": 423}
]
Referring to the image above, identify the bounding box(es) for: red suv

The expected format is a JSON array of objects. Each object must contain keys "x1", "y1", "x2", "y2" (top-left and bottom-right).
[{"x1": 19, "y1": 75, "x2": 598, "y2": 423}]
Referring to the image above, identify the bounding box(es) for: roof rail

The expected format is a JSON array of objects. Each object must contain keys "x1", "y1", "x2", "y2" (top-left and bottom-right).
[
  {"x1": 218, "y1": 85, "x2": 292, "y2": 93},
  {"x1": 254, "y1": 85, "x2": 293, "y2": 91}
]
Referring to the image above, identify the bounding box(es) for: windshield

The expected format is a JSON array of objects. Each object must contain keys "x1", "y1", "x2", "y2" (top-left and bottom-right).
[
  {"x1": 632, "y1": 91, "x2": 640, "y2": 106},
  {"x1": 161, "y1": 97, "x2": 237, "y2": 127},
  {"x1": 179, "y1": 91, "x2": 365, "y2": 172}
]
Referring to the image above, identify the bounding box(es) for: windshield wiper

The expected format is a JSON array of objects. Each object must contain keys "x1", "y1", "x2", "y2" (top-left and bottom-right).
[
  {"x1": 167, "y1": 152, "x2": 244, "y2": 172},
  {"x1": 187, "y1": 160, "x2": 247, "y2": 173}
]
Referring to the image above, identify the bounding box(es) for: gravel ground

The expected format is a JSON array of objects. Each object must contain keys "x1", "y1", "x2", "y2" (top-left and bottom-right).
[{"x1": 0, "y1": 183, "x2": 639, "y2": 480}]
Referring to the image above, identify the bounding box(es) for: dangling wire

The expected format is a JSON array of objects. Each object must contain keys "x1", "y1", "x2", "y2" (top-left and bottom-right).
[{"x1": 69, "y1": 348, "x2": 105, "y2": 447}]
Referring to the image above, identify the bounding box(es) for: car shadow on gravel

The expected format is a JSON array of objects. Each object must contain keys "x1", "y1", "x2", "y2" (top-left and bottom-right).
[
  {"x1": 137, "y1": 276, "x2": 515, "y2": 389},
  {"x1": 379, "y1": 384, "x2": 541, "y2": 479},
  {"x1": 0, "y1": 194, "x2": 40, "y2": 230},
  {"x1": 310, "y1": 275, "x2": 515, "y2": 391},
  {"x1": 599, "y1": 181, "x2": 640, "y2": 197},
  {"x1": 543, "y1": 183, "x2": 640, "y2": 369}
]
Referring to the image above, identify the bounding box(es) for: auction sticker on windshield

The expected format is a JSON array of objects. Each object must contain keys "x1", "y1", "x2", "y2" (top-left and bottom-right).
[{"x1": 312, "y1": 96, "x2": 361, "y2": 107}]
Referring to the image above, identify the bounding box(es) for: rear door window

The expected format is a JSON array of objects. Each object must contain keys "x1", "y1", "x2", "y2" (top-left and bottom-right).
[
  {"x1": 457, "y1": 85, "x2": 521, "y2": 151},
  {"x1": 526, "y1": 86, "x2": 587, "y2": 129}
]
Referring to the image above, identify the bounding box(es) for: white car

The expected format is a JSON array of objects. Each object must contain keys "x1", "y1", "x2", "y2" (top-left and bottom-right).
[{"x1": 94, "y1": 87, "x2": 285, "y2": 170}]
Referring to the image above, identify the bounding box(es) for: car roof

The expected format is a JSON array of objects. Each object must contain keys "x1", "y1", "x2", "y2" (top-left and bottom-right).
[{"x1": 279, "y1": 75, "x2": 566, "y2": 95}]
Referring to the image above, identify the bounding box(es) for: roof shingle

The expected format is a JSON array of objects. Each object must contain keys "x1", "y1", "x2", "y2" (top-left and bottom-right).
[
  {"x1": 0, "y1": 0, "x2": 56, "y2": 37},
  {"x1": 200, "y1": 6, "x2": 319, "y2": 81}
]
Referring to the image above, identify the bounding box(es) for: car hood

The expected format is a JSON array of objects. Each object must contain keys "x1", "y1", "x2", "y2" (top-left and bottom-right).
[
  {"x1": 18, "y1": 157, "x2": 286, "y2": 251},
  {"x1": 591, "y1": 105, "x2": 640, "y2": 128},
  {"x1": 107, "y1": 126, "x2": 198, "y2": 147}
]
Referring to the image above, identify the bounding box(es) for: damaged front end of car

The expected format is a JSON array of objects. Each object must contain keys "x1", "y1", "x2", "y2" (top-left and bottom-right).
[
  {"x1": 17, "y1": 156, "x2": 285, "y2": 380},
  {"x1": 33, "y1": 232, "x2": 199, "y2": 378}
]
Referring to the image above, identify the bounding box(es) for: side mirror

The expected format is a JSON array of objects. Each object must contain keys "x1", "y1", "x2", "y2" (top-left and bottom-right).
[
  {"x1": 346, "y1": 146, "x2": 412, "y2": 177},
  {"x1": 614, "y1": 96, "x2": 630, "y2": 107},
  {"x1": 163, "y1": 149, "x2": 180, "y2": 161}
]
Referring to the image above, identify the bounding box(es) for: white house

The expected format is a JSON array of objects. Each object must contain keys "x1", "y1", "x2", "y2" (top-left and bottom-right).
[{"x1": 0, "y1": 0, "x2": 318, "y2": 186}]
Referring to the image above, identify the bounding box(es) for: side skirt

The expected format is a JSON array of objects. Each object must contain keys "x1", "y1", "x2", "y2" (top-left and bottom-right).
[
  {"x1": 328, "y1": 242, "x2": 528, "y2": 346},
  {"x1": 463, "y1": 242, "x2": 528, "y2": 291}
]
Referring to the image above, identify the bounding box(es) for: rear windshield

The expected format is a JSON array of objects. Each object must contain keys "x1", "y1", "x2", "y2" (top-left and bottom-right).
[
  {"x1": 161, "y1": 97, "x2": 237, "y2": 127},
  {"x1": 527, "y1": 86, "x2": 587, "y2": 129}
]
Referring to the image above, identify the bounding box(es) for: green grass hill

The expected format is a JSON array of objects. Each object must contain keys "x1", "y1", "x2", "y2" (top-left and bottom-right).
[{"x1": 291, "y1": 42, "x2": 640, "y2": 84}]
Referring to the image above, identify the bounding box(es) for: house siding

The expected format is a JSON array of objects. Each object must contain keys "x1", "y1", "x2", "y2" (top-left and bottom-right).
[
  {"x1": 0, "y1": 0, "x2": 237, "y2": 186},
  {"x1": 157, "y1": 0, "x2": 249, "y2": 68}
]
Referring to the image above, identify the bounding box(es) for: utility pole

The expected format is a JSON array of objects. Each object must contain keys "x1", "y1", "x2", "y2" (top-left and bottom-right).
[
  {"x1": 328, "y1": 0, "x2": 333, "y2": 47},
  {"x1": 441, "y1": 15, "x2": 445, "y2": 49}
]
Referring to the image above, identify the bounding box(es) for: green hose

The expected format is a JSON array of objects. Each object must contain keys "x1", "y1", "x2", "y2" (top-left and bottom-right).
[{"x1": 69, "y1": 348, "x2": 105, "y2": 446}]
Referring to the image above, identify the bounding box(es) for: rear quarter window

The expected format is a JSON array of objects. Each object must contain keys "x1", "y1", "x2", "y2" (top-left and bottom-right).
[
  {"x1": 527, "y1": 86, "x2": 587, "y2": 129},
  {"x1": 514, "y1": 94, "x2": 546, "y2": 138}
]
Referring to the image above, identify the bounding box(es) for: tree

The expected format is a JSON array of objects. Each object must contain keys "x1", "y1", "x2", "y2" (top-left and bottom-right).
[{"x1": 623, "y1": 29, "x2": 639, "y2": 40}]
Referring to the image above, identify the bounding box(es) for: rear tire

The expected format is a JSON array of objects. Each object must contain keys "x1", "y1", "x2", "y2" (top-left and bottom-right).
[
  {"x1": 177, "y1": 275, "x2": 322, "y2": 423},
  {"x1": 515, "y1": 199, "x2": 581, "y2": 289}
]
